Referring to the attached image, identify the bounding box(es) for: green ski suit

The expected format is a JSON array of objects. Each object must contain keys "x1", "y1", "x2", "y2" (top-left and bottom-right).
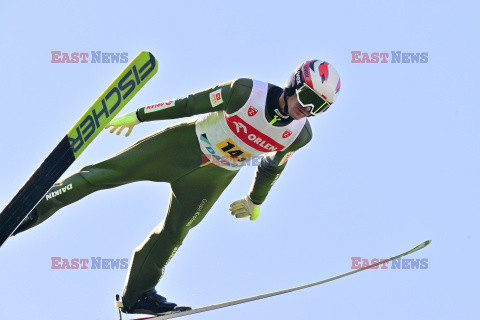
[{"x1": 15, "y1": 78, "x2": 312, "y2": 308}]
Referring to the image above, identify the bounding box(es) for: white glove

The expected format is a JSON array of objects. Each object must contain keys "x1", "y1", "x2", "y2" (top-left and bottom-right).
[
  {"x1": 105, "y1": 110, "x2": 141, "y2": 137},
  {"x1": 229, "y1": 195, "x2": 261, "y2": 221}
]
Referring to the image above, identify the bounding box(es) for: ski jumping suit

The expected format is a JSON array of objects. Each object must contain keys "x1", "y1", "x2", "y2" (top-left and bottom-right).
[{"x1": 16, "y1": 78, "x2": 312, "y2": 308}]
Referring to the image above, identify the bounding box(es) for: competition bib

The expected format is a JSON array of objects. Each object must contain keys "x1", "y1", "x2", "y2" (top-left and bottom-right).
[{"x1": 195, "y1": 80, "x2": 305, "y2": 170}]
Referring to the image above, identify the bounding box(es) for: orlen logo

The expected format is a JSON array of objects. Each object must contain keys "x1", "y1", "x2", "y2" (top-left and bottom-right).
[
  {"x1": 210, "y1": 89, "x2": 223, "y2": 107},
  {"x1": 248, "y1": 106, "x2": 258, "y2": 117},
  {"x1": 144, "y1": 100, "x2": 175, "y2": 113},
  {"x1": 279, "y1": 151, "x2": 294, "y2": 166},
  {"x1": 224, "y1": 115, "x2": 284, "y2": 152},
  {"x1": 282, "y1": 130, "x2": 292, "y2": 138}
]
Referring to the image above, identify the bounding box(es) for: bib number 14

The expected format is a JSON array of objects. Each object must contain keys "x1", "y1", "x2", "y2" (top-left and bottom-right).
[{"x1": 216, "y1": 138, "x2": 253, "y2": 162}]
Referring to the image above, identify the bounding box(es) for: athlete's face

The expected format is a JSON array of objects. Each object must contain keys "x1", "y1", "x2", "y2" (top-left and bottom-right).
[{"x1": 287, "y1": 93, "x2": 311, "y2": 120}]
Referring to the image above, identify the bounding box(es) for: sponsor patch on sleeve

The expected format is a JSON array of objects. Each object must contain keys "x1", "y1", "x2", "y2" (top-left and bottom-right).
[
  {"x1": 209, "y1": 89, "x2": 223, "y2": 107},
  {"x1": 278, "y1": 151, "x2": 294, "y2": 166},
  {"x1": 144, "y1": 100, "x2": 175, "y2": 113}
]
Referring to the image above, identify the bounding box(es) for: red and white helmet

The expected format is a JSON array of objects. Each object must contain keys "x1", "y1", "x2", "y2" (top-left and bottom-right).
[{"x1": 284, "y1": 59, "x2": 341, "y2": 105}]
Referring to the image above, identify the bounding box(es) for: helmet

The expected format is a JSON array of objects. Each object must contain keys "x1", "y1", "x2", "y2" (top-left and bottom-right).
[{"x1": 284, "y1": 59, "x2": 341, "y2": 114}]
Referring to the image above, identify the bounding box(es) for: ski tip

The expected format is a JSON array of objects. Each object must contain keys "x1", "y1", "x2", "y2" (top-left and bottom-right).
[
  {"x1": 405, "y1": 240, "x2": 432, "y2": 255},
  {"x1": 420, "y1": 240, "x2": 432, "y2": 248},
  {"x1": 416, "y1": 240, "x2": 432, "y2": 251}
]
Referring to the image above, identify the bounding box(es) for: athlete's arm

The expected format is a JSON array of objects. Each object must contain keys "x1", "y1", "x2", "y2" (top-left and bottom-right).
[
  {"x1": 136, "y1": 78, "x2": 253, "y2": 121},
  {"x1": 248, "y1": 120, "x2": 313, "y2": 205},
  {"x1": 106, "y1": 79, "x2": 253, "y2": 136}
]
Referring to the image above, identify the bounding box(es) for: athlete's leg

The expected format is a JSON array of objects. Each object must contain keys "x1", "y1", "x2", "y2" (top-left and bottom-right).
[
  {"x1": 14, "y1": 121, "x2": 200, "y2": 235},
  {"x1": 122, "y1": 165, "x2": 237, "y2": 308}
]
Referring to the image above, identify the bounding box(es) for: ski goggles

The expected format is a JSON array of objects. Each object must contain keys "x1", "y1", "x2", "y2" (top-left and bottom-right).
[{"x1": 295, "y1": 84, "x2": 331, "y2": 115}]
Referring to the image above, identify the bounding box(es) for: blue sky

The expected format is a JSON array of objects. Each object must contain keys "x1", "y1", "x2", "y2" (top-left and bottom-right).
[{"x1": 0, "y1": 1, "x2": 478, "y2": 319}]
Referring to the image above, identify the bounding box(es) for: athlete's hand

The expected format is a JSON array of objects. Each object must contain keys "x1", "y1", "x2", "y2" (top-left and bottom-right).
[
  {"x1": 229, "y1": 196, "x2": 261, "y2": 221},
  {"x1": 105, "y1": 110, "x2": 141, "y2": 137}
]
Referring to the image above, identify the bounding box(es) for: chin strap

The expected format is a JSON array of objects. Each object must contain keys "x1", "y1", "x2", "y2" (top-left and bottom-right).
[
  {"x1": 270, "y1": 91, "x2": 292, "y2": 125},
  {"x1": 273, "y1": 92, "x2": 291, "y2": 119},
  {"x1": 283, "y1": 93, "x2": 290, "y2": 116}
]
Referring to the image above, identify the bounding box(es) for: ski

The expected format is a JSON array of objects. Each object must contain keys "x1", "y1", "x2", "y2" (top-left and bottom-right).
[
  {"x1": 0, "y1": 51, "x2": 158, "y2": 248},
  {"x1": 117, "y1": 240, "x2": 431, "y2": 320}
]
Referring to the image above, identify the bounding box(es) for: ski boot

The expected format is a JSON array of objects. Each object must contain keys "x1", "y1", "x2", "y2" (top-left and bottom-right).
[{"x1": 119, "y1": 289, "x2": 191, "y2": 315}]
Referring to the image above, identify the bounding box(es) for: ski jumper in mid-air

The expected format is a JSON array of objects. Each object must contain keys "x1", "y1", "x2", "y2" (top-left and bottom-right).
[{"x1": 14, "y1": 59, "x2": 341, "y2": 315}]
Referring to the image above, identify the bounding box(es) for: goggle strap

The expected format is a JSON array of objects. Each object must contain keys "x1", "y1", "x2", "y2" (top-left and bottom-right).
[{"x1": 294, "y1": 69, "x2": 303, "y2": 88}]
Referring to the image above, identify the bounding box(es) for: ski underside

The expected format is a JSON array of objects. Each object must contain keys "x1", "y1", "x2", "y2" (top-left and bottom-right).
[
  {"x1": 116, "y1": 240, "x2": 431, "y2": 320},
  {"x1": 0, "y1": 51, "x2": 158, "y2": 248}
]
